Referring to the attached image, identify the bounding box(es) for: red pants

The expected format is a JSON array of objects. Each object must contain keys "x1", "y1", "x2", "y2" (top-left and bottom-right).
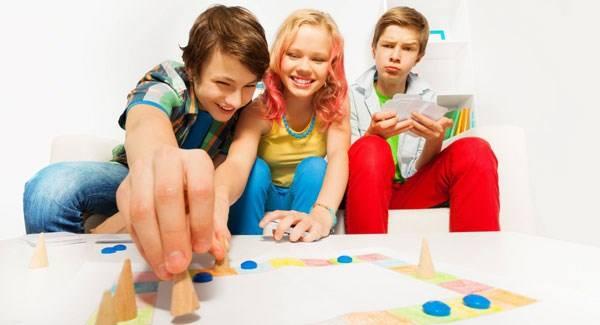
[{"x1": 345, "y1": 135, "x2": 500, "y2": 233}]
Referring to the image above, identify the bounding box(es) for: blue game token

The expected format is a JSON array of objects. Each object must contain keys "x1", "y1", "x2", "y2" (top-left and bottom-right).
[
  {"x1": 422, "y1": 300, "x2": 451, "y2": 317},
  {"x1": 463, "y1": 294, "x2": 491, "y2": 309},
  {"x1": 101, "y1": 247, "x2": 116, "y2": 254},
  {"x1": 337, "y1": 255, "x2": 353, "y2": 263},
  {"x1": 241, "y1": 260, "x2": 258, "y2": 270},
  {"x1": 192, "y1": 272, "x2": 213, "y2": 283},
  {"x1": 112, "y1": 244, "x2": 127, "y2": 251}
]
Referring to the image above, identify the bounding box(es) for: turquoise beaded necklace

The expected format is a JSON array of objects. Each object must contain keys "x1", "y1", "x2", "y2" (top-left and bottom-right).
[{"x1": 282, "y1": 114, "x2": 316, "y2": 139}]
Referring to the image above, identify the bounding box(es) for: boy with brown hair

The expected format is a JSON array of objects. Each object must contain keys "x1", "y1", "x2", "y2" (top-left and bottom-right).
[
  {"x1": 346, "y1": 6, "x2": 500, "y2": 234},
  {"x1": 23, "y1": 5, "x2": 269, "y2": 279}
]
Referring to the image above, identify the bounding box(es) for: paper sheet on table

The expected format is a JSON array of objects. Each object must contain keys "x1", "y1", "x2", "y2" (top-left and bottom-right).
[
  {"x1": 37, "y1": 246, "x2": 549, "y2": 325},
  {"x1": 46, "y1": 247, "x2": 460, "y2": 324},
  {"x1": 156, "y1": 253, "x2": 457, "y2": 324},
  {"x1": 22, "y1": 232, "x2": 86, "y2": 247}
]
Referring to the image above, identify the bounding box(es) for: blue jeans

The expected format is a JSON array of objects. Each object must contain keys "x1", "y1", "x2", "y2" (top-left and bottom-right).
[
  {"x1": 23, "y1": 161, "x2": 129, "y2": 233},
  {"x1": 228, "y1": 157, "x2": 327, "y2": 235}
]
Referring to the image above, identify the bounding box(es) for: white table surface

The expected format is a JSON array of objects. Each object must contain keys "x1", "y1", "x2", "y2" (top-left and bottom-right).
[{"x1": 1, "y1": 232, "x2": 599, "y2": 324}]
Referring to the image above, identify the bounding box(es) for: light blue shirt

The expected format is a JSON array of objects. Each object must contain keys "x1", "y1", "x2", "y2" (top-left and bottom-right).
[{"x1": 349, "y1": 66, "x2": 436, "y2": 179}]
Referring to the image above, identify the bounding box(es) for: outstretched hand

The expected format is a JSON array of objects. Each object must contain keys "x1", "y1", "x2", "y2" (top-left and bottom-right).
[{"x1": 116, "y1": 145, "x2": 215, "y2": 280}]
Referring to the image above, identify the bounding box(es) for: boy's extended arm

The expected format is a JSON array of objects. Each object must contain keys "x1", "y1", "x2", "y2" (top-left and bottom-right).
[
  {"x1": 124, "y1": 105, "x2": 178, "y2": 162},
  {"x1": 212, "y1": 104, "x2": 265, "y2": 253},
  {"x1": 117, "y1": 104, "x2": 215, "y2": 280}
]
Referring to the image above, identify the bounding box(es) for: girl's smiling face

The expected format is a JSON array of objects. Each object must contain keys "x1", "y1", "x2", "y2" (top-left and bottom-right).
[{"x1": 280, "y1": 24, "x2": 332, "y2": 99}]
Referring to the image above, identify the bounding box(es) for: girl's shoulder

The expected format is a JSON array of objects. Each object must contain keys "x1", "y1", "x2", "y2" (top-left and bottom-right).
[{"x1": 240, "y1": 98, "x2": 273, "y2": 134}]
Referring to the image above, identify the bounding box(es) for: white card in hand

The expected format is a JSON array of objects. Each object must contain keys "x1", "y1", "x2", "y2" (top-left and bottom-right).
[
  {"x1": 382, "y1": 94, "x2": 448, "y2": 121},
  {"x1": 381, "y1": 94, "x2": 421, "y2": 120},
  {"x1": 421, "y1": 101, "x2": 449, "y2": 120}
]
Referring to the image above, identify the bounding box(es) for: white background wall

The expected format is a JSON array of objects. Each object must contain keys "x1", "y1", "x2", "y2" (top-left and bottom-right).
[
  {"x1": 0, "y1": 0, "x2": 382, "y2": 239},
  {"x1": 1, "y1": 1, "x2": 599, "y2": 246},
  {"x1": 468, "y1": 0, "x2": 600, "y2": 246}
]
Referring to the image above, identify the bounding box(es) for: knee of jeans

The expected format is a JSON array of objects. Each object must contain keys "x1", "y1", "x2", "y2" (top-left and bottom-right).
[
  {"x1": 24, "y1": 162, "x2": 86, "y2": 209},
  {"x1": 23, "y1": 163, "x2": 70, "y2": 231},
  {"x1": 292, "y1": 157, "x2": 326, "y2": 191},
  {"x1": 296, "y1": 157, "x2": 326, "y2": 177},
  {"x1": 349, "y1": 135, "x2": 393, "y2": 171},
  {"x1": 246, "y1": 158, "x2": 272, "y2": 192},
  {"x1": 448, "y1": 137, "x2": 497, "y2": 169},
  {"x1": 351, "y1": 135, "x2": 389, "y2": 151}
]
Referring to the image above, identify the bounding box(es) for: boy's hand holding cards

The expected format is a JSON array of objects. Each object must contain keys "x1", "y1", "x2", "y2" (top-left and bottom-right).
[{"x1": 381, "y1": 94, "x2": 449, "y2": 137}]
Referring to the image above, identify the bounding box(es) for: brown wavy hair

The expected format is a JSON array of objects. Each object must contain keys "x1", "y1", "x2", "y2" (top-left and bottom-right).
[{"x1": 181, "y1": 5, "x2": 269, "y2": 80}]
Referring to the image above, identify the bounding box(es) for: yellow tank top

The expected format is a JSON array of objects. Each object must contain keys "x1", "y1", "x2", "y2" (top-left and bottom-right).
[{"x1": 257, "y1": 116, "x2": 327, "y2": 187}]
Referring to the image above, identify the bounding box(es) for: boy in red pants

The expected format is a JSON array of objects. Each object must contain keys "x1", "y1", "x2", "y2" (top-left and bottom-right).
[{"x1": 346, "y1": 7, "x2": 499, "y2": 233}]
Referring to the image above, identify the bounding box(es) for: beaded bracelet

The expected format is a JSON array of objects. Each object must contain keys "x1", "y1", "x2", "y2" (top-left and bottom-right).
[{"x1": 312, "y1": 202, "x2": 338, "y2": 227}]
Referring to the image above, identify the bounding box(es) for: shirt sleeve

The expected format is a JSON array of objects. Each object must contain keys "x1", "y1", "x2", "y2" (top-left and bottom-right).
[
  {"x1": 398, "y1": 134, "x2": 425, "y2": 178},
  {"x1": 126, "y1": 81, "x2": 182, "y2": 116},
  {"x1": 349, "y1": 89, "x2": 362, "y2": 144},
  {"x1": 117, "y1": 63, "x2": 186, "y2": 130}
]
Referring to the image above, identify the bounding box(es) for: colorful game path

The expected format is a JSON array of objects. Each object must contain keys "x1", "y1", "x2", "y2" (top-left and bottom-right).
[{"x1": 88, "y1": 252, "x2": 535, "y2": 324}]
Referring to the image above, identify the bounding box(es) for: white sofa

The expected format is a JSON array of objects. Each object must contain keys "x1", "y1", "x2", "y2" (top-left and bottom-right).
[{"x1": 50, "y1": 124, "x2": 536, "y2": 235}]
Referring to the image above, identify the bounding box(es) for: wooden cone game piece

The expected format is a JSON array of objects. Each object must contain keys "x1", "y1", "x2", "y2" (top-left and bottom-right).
[
  {"x1": 171, "y1": 270, "x2": 200, "y2": 317},
  {"x1": 417, "y1": 238, "x2": 436, "y2": 279},
  {"x1": 29, "y1": 232, "x2": 49, "y2": 269},
  {"x1": 213, "y1": 237, "x2": 231, "y2": 272},
  {"x1": 114, "y1": 259, "x2": 137, "y2": 322},
  {"x1": 95, "y1": 291, "x2": 117, "y2": 325}
]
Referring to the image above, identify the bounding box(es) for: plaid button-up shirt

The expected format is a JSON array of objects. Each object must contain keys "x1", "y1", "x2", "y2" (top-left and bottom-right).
[{"x1": 112, "y1": 61, "x2": 238, "y2": 165}]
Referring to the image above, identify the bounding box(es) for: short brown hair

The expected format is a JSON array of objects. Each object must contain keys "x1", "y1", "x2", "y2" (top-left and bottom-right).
[
  {"x1": 181, "y1": 5, "x2": 269, "y2": 80},
  {"x1": 372, "y1": 6, "x2": 430, "y2": 58}
]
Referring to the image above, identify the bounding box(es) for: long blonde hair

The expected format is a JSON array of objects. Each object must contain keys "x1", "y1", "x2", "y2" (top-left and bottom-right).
[{"x1": 263, "y1": 9, "x2": 347, "y2": 127}]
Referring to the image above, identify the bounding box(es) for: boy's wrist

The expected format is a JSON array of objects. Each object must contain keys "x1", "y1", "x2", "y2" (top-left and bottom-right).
[
  {"x1": 213, "y1": 192, "x2": 230, "y2": 223},
  {"x1": 424, "y1": 135, "x2": 444, "y2": 148}
]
